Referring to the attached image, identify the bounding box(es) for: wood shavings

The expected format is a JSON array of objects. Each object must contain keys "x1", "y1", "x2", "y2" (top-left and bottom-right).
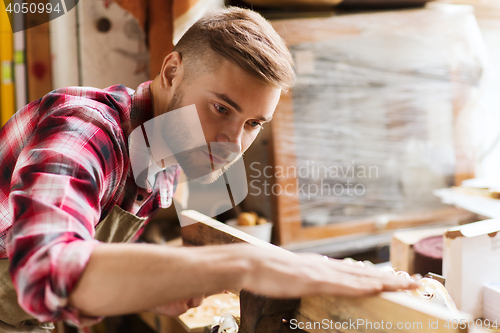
[{"x1": 178, "y1": 293, "x2": 240, "y2": 331}]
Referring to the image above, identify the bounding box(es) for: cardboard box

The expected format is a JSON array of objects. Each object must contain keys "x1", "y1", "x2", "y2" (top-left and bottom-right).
[
  {"x1": 484, "y1": 283, "x2": 500, "y2": 322},
  {"x1": 443, "y1": 219, "x2": 500, "y2": 318}
]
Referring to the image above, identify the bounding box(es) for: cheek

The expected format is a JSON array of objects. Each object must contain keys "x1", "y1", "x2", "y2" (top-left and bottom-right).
[{"x1": 196, "y1": 104, "x2": 218, "y2": 142}]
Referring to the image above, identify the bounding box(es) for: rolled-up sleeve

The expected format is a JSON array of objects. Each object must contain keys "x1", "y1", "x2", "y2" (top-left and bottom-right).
[{"x1": 5, "y1": 107, "x2": 124, "y2": 326}]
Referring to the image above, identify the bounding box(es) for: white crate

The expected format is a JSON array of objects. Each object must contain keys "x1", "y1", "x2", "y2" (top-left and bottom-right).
[{"x1": 484, "y1": 283, "x2": 500, "y2": 322}]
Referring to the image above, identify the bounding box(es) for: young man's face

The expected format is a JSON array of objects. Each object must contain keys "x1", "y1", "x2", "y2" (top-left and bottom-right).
[{"x1": 164, "y1": 55, "x2": 281, "y2": 184}]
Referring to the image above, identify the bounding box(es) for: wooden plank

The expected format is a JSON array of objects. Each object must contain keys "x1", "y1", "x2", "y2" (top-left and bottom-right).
[
  {"x1": 180, "y1": 210, "x2": 289, "y2": 254},
  {"x1": 239, "y1": 290, "x2": 303, "y2": 333},
  {"x1": 269, "y1": 93, "x2": 303, "y2": 245},
  {"x1": 180, "y1": 210, "x2": 471, "y2": 333},
  {"x1": 296, "y1": 292, "x2": 471, "y2": 333},
  {"x1": 181, "y1": 210, "x2": 304, "y2": 333},
  {"x1": 0, "y1": 0, "x2": 15, "y2": 125},
  {"x1": 25, "y1": 1, "x2": 52, "y2": 103},
  {"x1": 139, "y1": 312, "x2": 188, "y2": 333},
  {"x1": 299, "y1": 207, "x2": 476, "y2": 242},
  {"x1": 177, "y1": 293, "x2": 240, "y2": 332}
]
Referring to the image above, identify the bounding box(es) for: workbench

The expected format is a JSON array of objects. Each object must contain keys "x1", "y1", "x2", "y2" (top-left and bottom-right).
[{"x1": 136, "y1": 210, "x2": 497, "y2": 333}]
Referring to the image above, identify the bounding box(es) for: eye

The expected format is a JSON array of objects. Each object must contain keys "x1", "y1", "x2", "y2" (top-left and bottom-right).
[
  {"x1": 249, "y1": 121, "x2": 263, "y2": 129},
  {"x1": 214, "y1": 104, "x2": 228, "y2": 114}
]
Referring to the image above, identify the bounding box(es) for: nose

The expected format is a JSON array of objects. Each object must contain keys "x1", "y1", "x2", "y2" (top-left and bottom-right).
[{"x1": 216, "y1": 124, "x2": 243, "y2": 154}]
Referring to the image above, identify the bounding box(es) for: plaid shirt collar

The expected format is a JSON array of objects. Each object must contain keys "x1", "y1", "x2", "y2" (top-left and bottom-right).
[{"x1": 129, "y1": 80, "x2": 154, "y2": 136}]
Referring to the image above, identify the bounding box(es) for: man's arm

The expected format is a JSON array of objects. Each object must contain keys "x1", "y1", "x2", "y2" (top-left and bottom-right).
[
  {"x1": 7, "y1": 105, "x2": 129, "y2": 325},
  {"x1": 69, "y1": 242, "x2": 417, "y2": 317}
]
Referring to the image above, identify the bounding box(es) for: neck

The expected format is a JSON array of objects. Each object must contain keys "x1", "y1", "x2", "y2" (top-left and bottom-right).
[
  {"x1": 148, "y1": 77, "x2": 179, "y2": 169},
  {"x1": 150, "y1": 77, "x2": 170, "y2": 119}
]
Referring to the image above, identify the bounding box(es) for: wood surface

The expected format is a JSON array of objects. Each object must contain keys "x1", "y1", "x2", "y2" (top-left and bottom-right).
[
  {"x1": 180, "y1": 210, "x2": 471, "y2": 333},
  {"x1": 181, "y1": 210, "x2": 304, "y2": 333},
  {"x1": 0, "y1": 0, "x2": 15, "y2": 125},
  {"x1": 26, "y1": 1, "x2": 52, "y2": 103},
  {"x1": 180, "y1": 210, "x2": 288, "y2": 253},
  {"x1": 296, "y1": 292, "x2": 470, "y2": 333},
  {"x1": 269, "y1": 93, "x2": 303, "y2": 245},
  {"x1": 177, "y1": 293, "x2": 240, "y2": 332},
  {"x1": 139, "y1": 312, "x2": 188, "y2": 333},
  {"x1": 299, "y1": 207, "x2": 475, "y2": 243}
]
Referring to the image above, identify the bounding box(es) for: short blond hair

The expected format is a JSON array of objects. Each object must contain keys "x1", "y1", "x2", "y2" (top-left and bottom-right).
[{"x1": 174, "y1": 7, "x2": 295, "y2": 92}]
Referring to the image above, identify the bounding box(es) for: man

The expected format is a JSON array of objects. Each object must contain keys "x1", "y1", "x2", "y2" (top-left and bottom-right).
[{"x1": 0, "y1": 7, "x2": 415, "y2": 330}]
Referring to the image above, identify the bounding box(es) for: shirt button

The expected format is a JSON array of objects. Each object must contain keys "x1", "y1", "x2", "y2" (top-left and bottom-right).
[{"x1": 137, "y1": 194, "x2": 144, "y2": 201}]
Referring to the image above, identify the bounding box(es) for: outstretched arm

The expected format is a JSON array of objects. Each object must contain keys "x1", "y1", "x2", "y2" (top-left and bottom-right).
[{"x1": 69, "y1": 242, "x2": 416, "y2": 317}]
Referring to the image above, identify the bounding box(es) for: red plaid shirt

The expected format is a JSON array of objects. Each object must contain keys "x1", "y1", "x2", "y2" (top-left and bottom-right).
[{"x1": 0, "y1": 81, "x2": 181, "y2": 325}]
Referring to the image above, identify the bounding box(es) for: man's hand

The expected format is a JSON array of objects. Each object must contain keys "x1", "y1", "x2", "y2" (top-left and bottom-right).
[
  {"x1": 70, "y1": 243, "x2": 417, "y2": 317},
  {"x1": 149, "y1": 296, "x2": 204, "y2": 317},
  {"x1": 240, "y1": 246, "x2": 418, "y2": 298}
]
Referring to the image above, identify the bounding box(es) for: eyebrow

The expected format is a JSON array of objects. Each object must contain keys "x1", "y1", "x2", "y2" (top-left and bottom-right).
[{"x1": 210, "y1": 91, "x2": 273, "y2": 122}]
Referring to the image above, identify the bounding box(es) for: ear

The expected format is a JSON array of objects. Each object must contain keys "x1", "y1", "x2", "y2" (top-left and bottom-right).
[{"x1": 158, "y1": 52, "x2": 184, "y2": 96}]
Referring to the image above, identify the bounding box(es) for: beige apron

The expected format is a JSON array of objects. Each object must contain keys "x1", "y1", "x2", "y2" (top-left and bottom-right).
[{"x1": 0, "y1": 205, "x2": 148, "y2": 332}]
